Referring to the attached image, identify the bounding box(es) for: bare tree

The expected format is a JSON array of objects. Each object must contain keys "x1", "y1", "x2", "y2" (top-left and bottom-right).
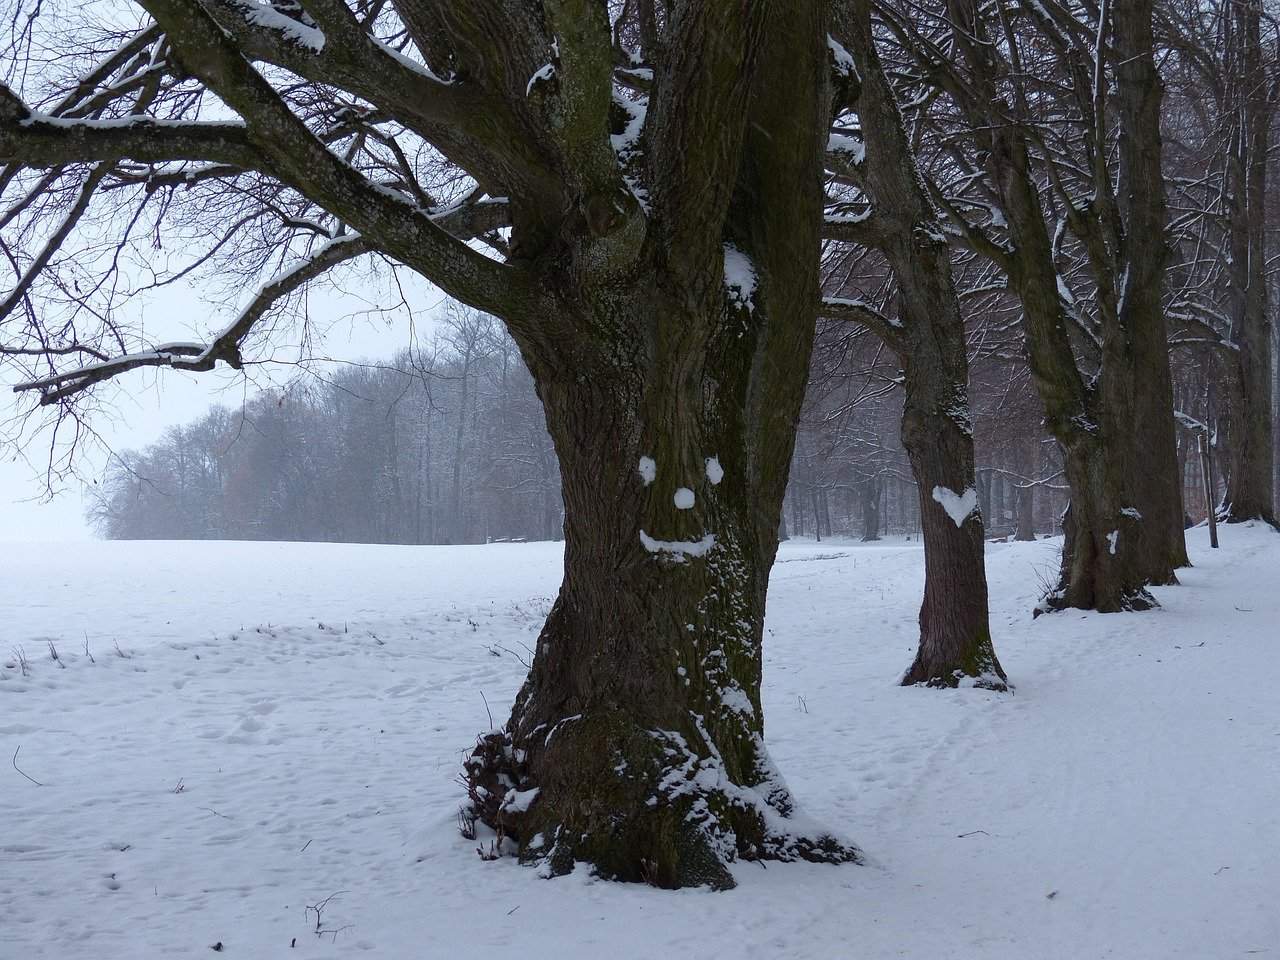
[
  {"x1": 1, "y1": 0, "x2": 859, "y2": 886},
  {"x1": 823, "y1": 0, "x2": 1006, "y2": 687}
]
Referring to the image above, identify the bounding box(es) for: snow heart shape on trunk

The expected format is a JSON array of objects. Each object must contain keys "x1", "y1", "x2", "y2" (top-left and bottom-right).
[{"x1": 931, "y1": 485, "x2": 978, "y2": 528}]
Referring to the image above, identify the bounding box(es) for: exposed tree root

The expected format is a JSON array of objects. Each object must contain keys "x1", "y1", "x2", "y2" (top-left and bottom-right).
[{"x1": 463, "y1": 714, "x2": 860, "y2": 890}]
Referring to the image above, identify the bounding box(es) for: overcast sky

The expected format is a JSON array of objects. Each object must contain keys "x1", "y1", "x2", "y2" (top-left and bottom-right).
[{"x1": 2, "y1": 272, "x2": 447, "y2": 542}]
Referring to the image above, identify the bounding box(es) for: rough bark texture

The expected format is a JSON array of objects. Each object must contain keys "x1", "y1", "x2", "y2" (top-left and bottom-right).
[
  {"x1": 839, "y1": 0, "x2": 1005, "y2": 688},
  {"x1": 463, "y1": 2, "x2": 858, "y2": 888},
  {"x1": 1223, "y1": 0, "x2": 1277, "y2": 525},
  {"x1": 1113, "y1": 0, "x2": 1190, "y2": 578}
]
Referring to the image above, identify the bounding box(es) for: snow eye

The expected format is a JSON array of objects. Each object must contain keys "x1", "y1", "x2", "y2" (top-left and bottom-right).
[{"x1": 638, "y1": 456, "x2": 656, "y2": 486}]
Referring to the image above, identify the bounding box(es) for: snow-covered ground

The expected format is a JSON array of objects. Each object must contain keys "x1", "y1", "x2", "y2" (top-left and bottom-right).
[{"x1": 2, "y1": 526, "x2": 1277, "y2": 959}]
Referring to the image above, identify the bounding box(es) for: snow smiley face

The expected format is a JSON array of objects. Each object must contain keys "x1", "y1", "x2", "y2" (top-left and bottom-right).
[{"x1": 636, "y1": 454, "x2": 724, "y2": 561}]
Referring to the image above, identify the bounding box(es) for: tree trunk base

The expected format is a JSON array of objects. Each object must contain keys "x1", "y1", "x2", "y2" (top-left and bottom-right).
[
  {"x1": 463, "y1": 711, "x2": 860, "y2": 890},
  {"x1": 899, "y1": 639, "x2": 1009, "y2": 691},
  {"x1": 1219, "y1": 508, "x2": 1280, "y2": 530},
  {"x1": 1034, "y1": 584, "x2": 1158, "y2": 617}
]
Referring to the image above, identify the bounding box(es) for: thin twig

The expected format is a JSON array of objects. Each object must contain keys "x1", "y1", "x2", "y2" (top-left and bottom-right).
[
  {"x1": 491, "y1": 644, "x2": 530, "y2": 668},
  {"x1": 12, "y1": 745, "x2": 43, "y2": 786}
]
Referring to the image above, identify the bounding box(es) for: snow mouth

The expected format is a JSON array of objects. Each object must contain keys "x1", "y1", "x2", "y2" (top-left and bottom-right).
[{"x1": 639, "y1": 530, "x2": 716, "y2": 561}]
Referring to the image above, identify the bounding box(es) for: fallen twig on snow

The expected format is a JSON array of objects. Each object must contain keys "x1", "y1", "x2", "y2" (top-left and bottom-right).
[{"x1": 12, "y1": 744, "x2": 43, "y2": 786}]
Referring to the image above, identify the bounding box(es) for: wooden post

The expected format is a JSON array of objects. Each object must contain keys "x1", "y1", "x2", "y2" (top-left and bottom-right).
[{"x1": 1199, "y1": 429, "x2": 1219, "y2": 549}]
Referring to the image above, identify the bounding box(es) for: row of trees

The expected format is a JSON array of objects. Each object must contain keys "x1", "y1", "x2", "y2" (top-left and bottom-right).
[
  {"x1": 2, "y1": 0, "x2": 1277, "y2": 888},
  {"x1": 95, "y1": 327, "x2": 1076, "y2": 546}
]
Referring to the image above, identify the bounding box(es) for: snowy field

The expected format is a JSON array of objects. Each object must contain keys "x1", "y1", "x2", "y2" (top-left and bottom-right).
[{"x1": 2, "y1": 526, "x2": 1278, "y2": 959}]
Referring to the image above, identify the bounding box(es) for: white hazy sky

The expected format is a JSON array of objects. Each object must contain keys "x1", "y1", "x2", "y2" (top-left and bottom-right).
[{"x1": 1, "y1": 271, "x2": 448, "y2": 541}]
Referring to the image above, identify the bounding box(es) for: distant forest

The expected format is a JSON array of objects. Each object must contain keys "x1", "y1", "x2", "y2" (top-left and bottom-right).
[
  {"x1": 90, "y1": 310, "x2": 561, "y2": 544},
  {"x1": 92, "y1": 297, "x2": 1243, "y2": 545},
  {"x1": 91, "y1": 304, "x2": 1118, "y2": 545}
]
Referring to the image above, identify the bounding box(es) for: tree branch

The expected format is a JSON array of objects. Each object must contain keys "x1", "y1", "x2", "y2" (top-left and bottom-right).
[
  {"x1": 11, "y1": 233, "x2": 375, "y2": 403},
  {"x1": 820, "y1": 295, "x2": 904, "y2": 352},
  {"x1": 0, "y1": 89, "x2": 264, "y2": 171},
  {"x1": 136, "y1": 0, "x2": 544, "y2": 322}
]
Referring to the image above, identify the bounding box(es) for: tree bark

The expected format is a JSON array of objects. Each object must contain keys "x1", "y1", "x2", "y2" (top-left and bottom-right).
[
  {"x1": 1014, "y1": 481, "x2": 1035, "y2": 541},
  {"x1": 1224, "y1": 0, "x2": 1277, "y2": 524},
  {"x1": 1114, "y1": 0, "x2": 1190, "y2": 576},
  {"x1": 465, "y1": 2, "x2": 857, "y2": 887},
  {"x1": 468, "y1": 363, "x2": 848, "y2": 888}
]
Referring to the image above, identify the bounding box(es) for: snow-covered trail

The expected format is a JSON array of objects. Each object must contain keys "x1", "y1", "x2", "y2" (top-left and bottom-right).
[{"x1": 2, "y1": 527, "x2": 1276, "y2": 959}]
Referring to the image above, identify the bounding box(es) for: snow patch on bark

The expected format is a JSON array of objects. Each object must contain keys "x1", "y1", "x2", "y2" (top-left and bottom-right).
[
  {"x1": 955, "y1": 670, "x2": 1010, "y2": 691},
  {"x1": 1107, "y1": 530, "x2": 1120, "y2": 555},
  {"x1": 827, "y1": 35, "x2": 857, "y2": 78},
  {"x1": 638, "y1": 456, "x2": 656, "y2": 486},
  {"x1": 723, "y1": 244, "x2": 757, "y2": 311},
  {"x1": 541, "y1": 714, "x2": 583, "y2": 747},
  {"x1": 610, "y1": 95, "x2": 647, "y2": 154},
  {"x1": 610, "y1": 94, "x2": 649, "y2": 211},
  {"x1": 501, "y1": 786, "x2": 540, "y2": 813},
  {"x1": 526, "y1": 63, "x2": 556, "y2": 96},
  {"x1": 705, "y1": 456, "x2": 724, "y2": 485},
  {"x1": 931, "y1": 486, "x2": 978, "y2": 528},
  {"x1": 639, "y1": 531, "x2": 716, "y2": 560},
  {"x1": 235, "y1": 1, "x2": 325, "y2": 51},
  {"x1": 648, "y1": 723, "x2": 857, "y2": 868},
  {"x1": 717, "y1": 684, "x2": 755, "y2": 718}
]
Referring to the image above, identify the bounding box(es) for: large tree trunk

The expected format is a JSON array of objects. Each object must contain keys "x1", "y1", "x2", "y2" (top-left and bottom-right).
[
  {"x1": 1008, "y1": 440, "x2": 1034, "y2": 541},
  {"x1": 1114, "y1": 0, "x2": 1189, "y2": 577},
  {"x1": 465, "y1": 3, "x2": 856, "y2": 888},
  {"x1": 841, "y1": 0, "x2": 1006, "y2": 688},
  {"x1": 467, "y1": 361, "x2": 851, "y2": 888},
  {"x1": 1014, "y1": 481, "x2": 1035, "y2": 541},
  {"x1": 893, "y1": 257, "x2": 1005, "y2": 685},
  {"x1": 899, "y1": 360, "x2": 1005, "y2": 686},
  {"x1": 1012, "y1": 441, "x2": 1036, "y2": 541},
  {"x1": 1224, "y1": 0, "x2": 1277, "y2": 524}
]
